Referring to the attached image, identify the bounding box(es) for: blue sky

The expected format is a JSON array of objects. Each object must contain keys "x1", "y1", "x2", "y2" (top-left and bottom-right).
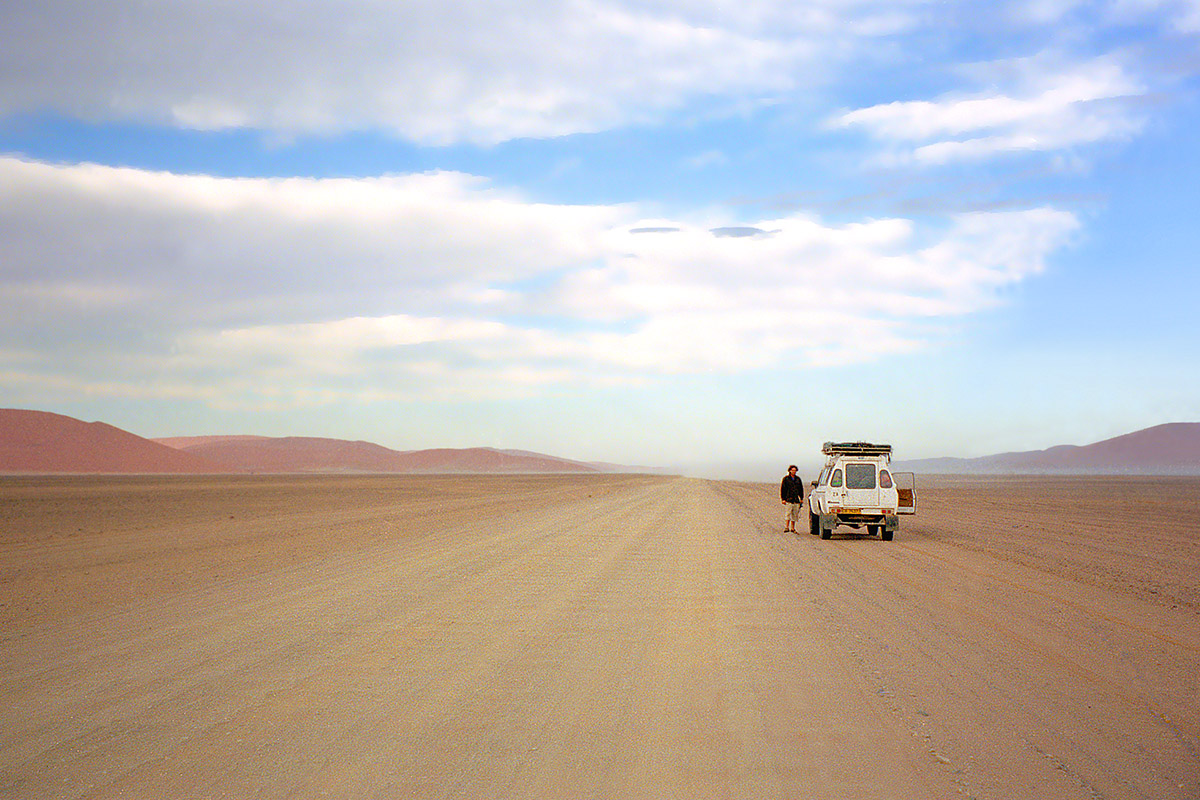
[{"x1": 2, "y1": 0, "x2": 1199, "y2": 477}]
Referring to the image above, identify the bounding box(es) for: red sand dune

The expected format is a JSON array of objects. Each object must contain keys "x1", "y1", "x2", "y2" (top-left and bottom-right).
[
  {"x1": 161, "y1": 436, "x2": 414, "y2": 473},
  {"x1": 152, "y1": 435, "x2": 269, "y2": 449},
  {"x1": 157, "y1": 436, "x2": 599, "y2": 474},
  {"x1": 2, "y1": 410, "x2": 609, "y2": 475},
  {"x1": 0, "y1": 409, "x2": 234, "y2": 474}
]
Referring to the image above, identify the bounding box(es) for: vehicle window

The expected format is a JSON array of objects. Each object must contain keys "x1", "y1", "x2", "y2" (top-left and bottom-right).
[
  {"x1": 879, "y1": 469, "x2": 893, "y2": 489},
  {"x1": 830, "y1": 468, "x2": 843, "y2": 488},
  {"x1": 817, "y1": 467, "x2": 829, "y2": 486},
  {"x1": 846, "y1": 463, "x2": 876, "y2": 489}
]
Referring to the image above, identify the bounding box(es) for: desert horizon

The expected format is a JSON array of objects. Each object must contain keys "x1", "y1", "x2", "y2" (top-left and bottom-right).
[{"x1": 4, "y1": 408, "x2": 1199, "y2": 480}]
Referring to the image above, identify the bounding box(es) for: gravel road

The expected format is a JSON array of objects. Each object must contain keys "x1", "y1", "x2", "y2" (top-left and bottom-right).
[{"x1": 1, "y1": 474, "x2": 1197, "y2": 799}]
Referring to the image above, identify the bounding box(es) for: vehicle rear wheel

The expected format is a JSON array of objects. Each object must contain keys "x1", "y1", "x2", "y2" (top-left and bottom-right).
[
  {"x1": 809, "y1": 511, "x2": 818, "y2": 536},
  {"x1": 881, "y1": 528, "x2": 894, "y2": 541},
  {"x1": 820, "y1": 520, "x2": 832, "y2": 539},
  {"x1": 867, "y1": 524, "x2": 880, "y2": 536}
]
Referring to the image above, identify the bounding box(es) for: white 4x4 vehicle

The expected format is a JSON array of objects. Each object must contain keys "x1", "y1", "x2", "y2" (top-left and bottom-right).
[{"x1": 807, "y1": 442, "x2": 915, "y2": 541}]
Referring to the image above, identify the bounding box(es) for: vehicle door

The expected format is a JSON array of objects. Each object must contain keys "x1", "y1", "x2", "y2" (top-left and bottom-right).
[
  {"x1": 892, "y1": 471, "x2": 916, "y2": 514},
  {"x1": 824, "y1": 464, "x2": 846, "y2": 511},
  {"x1": 878, "y1": 466, "x2": 899, "y2": 510},
  {"x1": 810, "y1": 465, "x2": 831, "y2": 512},
  {"x1": 843, "y1": 461, "x2": 879, "y2": 510}
]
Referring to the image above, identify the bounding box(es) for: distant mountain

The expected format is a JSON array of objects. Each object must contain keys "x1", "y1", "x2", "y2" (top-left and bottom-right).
[
  {"x1": 0, "y1": 409, "x2": 233, "y2": 474},
  {"x1": 895, "y1": 423, "x2": 1200, "y2": 475},
  {"x1": 157, "y1": 435, "x2": 604, "y2": 474}
]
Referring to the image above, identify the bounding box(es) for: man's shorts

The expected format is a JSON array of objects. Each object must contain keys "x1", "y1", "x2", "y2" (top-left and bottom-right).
[{"x1": 785, "y1": 502, "x2": 802, "y2": 522}]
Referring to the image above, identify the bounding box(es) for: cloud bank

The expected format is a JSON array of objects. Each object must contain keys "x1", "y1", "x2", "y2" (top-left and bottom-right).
[
  {"x1": 831, "y1": 54, "x2": 1149, "y2": 164},
  {"x1": 0, "y1": 0, "x2": 921, "y2": 144},
  {"x1": 2, "y1": 156, "x2": 1078, "y2": 405}
]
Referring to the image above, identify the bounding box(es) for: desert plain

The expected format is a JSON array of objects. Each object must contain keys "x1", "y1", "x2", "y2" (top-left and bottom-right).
[{"x1": 0, "y1": 473, "x2": 1197, "y2": 799}]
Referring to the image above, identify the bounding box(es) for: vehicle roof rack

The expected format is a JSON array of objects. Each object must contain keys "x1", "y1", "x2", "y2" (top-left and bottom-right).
[{"x1": 822, "y1": 441, "x2": 892, "y2": 456}]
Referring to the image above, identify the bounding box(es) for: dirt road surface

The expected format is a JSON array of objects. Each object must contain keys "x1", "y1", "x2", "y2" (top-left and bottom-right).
[{"x1": 2, "y1": 474, "x2": 1197, "y2": 799}]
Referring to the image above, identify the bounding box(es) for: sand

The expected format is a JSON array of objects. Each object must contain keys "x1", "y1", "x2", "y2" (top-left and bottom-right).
[{"x1": 1, "y1": 473, "x2": 1197, "y2": 799}]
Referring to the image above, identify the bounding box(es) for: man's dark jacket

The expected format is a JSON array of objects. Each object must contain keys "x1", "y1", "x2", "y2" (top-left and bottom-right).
[{"x1": 781, "y1": 474, "x2": 804, "y2": 504}]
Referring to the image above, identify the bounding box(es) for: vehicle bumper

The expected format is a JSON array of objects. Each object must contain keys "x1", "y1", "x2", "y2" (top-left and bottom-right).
[{"x1": 825, "y1": 512, "x2": 899, "y2": 530}]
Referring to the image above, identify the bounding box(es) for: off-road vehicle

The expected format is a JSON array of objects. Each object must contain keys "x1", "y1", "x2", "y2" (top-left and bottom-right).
[{"x1": 807, "y1": 441, "x2": 915, "y2": 540}]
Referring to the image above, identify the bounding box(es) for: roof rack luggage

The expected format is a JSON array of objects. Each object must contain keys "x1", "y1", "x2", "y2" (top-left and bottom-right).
[{"x1": 821, "y1": 441, "x2": 892, "y2": 456}]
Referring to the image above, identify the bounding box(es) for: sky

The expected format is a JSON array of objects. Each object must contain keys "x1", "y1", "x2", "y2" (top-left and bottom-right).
[{"x1": 3, "y1": 0, "x2": 1200, "y2": 478}]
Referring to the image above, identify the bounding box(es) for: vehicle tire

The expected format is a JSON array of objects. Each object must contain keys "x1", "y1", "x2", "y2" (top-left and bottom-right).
[
  {"x1": 868, "y1": 524, "x2": 880, "y2": 536},
  {"x1": 820, "y1": 521, "x2": 832, "y2": 540},
  {"x1": 809, "y1": 511, "x2": 819, "y2": 536},
  {"x1": 881, "y1": 528, "x2": 894, "y2": 541}
]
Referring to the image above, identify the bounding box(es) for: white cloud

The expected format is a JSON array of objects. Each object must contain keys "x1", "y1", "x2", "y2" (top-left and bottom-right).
[
  {"x1": 1178, "y1": 1, "x2": 1200, "y2": 29},
  {"x1": 1, "y1": 156, "x2": 1078, "y2": 403},
  {"x1": 1108, "y1": 0, "x2": 1200, "y2": 30},
  {"x1": 1006, "y1": 0, "x2": 1200, "y2": 33},
  {"x1": 185, "y1": 315, "x2": 508, "y2": 365},
  {"x1": 0, "y1": 156, "x2": 623, "y2": 316},
  {"x1": 831, "y1": 54, "x2": 1148, "y2": 164},
  {"x1": 0, "y1": 0, "x2": 917, "y2": 144},
  {"x1": 539, "y1": 209, "x2": 1077, "y2": 372},
  {"x1": 5, "y1": 280, "x2": 149, "y2": 310},
  {"x1": 1008, "y1": 0, "x2": 1091, "y2": 23}
]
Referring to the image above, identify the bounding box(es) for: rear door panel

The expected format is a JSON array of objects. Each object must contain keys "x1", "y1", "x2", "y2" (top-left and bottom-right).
[{"x1": 843, "y1": 461, "x2": 879, "y2": 509}]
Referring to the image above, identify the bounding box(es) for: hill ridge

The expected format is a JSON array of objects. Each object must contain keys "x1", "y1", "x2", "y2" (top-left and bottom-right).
[
  {"x1": 155, "y1": 435, "x2": 604, "y2": 474},
  {"x1": 0, "y1": 409, "x2": 639, "y2": 474},
  {"x1": 895, "y1": 422, "x2": 1200, "y2": 475}
]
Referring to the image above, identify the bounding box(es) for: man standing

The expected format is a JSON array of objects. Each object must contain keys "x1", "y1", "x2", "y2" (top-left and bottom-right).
[{"x1": 780, "y1": 465, "x2": 804, "y2": 533}]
